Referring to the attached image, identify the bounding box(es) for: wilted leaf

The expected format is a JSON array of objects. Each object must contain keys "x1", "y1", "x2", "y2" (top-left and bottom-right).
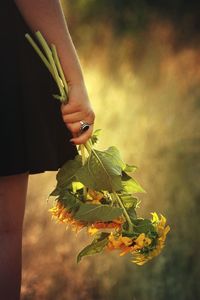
[
  {"x1": 74, "y1": 203, "x2": 123, "y2": 222},
  {"x1": 77, "y1": 233, "x2": 109, "y2": 263}
]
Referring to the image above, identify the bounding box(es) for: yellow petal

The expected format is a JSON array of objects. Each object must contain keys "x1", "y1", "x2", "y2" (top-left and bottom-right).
[
  {"x1": 87, "y1": 226, "x2": 99, "y2": 235},
  {"x1": 151, "y1": 212, "x2": 159, "y2": 223}
]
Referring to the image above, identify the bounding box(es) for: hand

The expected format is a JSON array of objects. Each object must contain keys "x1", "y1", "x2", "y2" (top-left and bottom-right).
[{"x1": 60, "y1": 83, "x2": 95, "y2": 145}]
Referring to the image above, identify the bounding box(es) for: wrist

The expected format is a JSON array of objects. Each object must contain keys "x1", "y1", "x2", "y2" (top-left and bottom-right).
[{"x1": 68, "y1": 80, "x2": 87, "y2": 93}]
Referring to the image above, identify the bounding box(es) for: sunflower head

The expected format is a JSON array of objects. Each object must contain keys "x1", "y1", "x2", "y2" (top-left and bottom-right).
[
  {"x1": 131, "y1": 213, "x2": 170, "y2": 265},
  {"x1": 49, "y1": 201, "x2": 85, "y2": 233}
]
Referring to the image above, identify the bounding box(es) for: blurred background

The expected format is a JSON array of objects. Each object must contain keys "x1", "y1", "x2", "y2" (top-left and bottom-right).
[{"x1": 21, "y1": 1, "x2": 200, "y2": 299}]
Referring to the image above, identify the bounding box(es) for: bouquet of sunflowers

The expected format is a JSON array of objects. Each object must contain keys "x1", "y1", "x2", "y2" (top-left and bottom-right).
[{"x1": 25, "y1": 31, "x2": 170, "y2": 265}]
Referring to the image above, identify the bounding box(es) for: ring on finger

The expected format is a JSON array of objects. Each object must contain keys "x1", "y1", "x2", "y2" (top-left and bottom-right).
[{"x1": 79, "y1": 120, "x2": 91, "y2": 133}]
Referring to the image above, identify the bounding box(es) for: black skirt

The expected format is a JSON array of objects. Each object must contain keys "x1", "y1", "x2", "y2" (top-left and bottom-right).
[{"x1": 0, "y1": 1, "x2": 77, "y2": 176}]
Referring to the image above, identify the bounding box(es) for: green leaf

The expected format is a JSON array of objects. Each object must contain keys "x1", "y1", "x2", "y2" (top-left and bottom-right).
[
  {"x1": 122, "y1": 172, "x2": 145, "y2": 193},
  {"x1": 127, "y1": 206, "x2": 137, "y2": 221},
  {"x1": 120, "y1": 194, "x2": 139, "y2": 209},
  {"x1": 90, "y1": 129, "x2": 102, "y2": 145},
  {"x1": 74, "y1": 203, "x2": 123, "y2": 222},
  {"x1": 132, "y1": 218, "x2": 155, "y2": 234},
  {"x1": 92, "y1": 231, "x2": 110, "y2": 242},
  {"x1": 121, "y1": 228, "x2": 138, "y2": 238},
  {"x1": 122, "y1": 218, "x2": 156, "y2": 237},
  {"x1": 58, "y1": 190, "x2": 80, "y2": 213},
  {"x1": 105, "y1": 146, "x2": 126, "y2": 171},
  {"x1": 72, "y1": 181, "x2": 84, "y2": 193},
  {"x1": 49, "y1": 186, "x2": 61, "y2": 197},
  {"x1": 56, "y1": 155, "x2": 82, "y2": 187},
  {"x1": 124, "y1": 164, "x2": 137, "y2": 173},
  {"x1": 52, "y1": 94, "x2": 66, "y2": 101},
  {"x1": 77, "y1": 233, "x2": 109, "y2": 263},
  {"x1": 76, "y1": 148, "x2": 124, "y2": 192}
]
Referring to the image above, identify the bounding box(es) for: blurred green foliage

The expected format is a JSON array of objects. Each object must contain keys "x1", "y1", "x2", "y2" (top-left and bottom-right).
[{"x1": 65, "y1": 0, "x2": 200, "y2": 46}]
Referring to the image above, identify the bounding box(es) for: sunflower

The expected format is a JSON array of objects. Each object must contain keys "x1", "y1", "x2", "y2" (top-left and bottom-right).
[
  {"x1": 131, "y1": 213, "x2": 170, "y2": 265},
  {"x1": 107, "y1": 232, "x2": 152, "y2": 257},
  {"x1": 86, "y1": 189, "x2": 104, "y2": 204},
  {"x1": 49, "y1": 202, "x2": 85, "y2": 232},
  {"x1": 87, "y1": 217, "x2": 124, "y2": 236}
]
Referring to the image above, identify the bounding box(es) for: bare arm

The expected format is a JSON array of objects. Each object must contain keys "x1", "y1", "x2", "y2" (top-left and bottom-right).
[
  {"x1": 14, "y1": 0, "x2": 95, "y2": 144},
  {"x1": 15, "y1": 0, "x2": 83, "y2": 86}
]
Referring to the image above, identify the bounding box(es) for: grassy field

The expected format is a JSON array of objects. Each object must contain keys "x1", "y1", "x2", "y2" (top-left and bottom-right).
[{"x1": 21, "y1": 15, "x2": 200, "y2": 300}]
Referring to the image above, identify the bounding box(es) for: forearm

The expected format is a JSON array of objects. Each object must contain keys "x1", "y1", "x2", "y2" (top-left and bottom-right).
[{"x1": 14, "y1": 0, "x2": 84, "y2": 86}]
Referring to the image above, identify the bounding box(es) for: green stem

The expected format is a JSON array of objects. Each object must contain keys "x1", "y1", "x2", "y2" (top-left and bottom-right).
[
  {"x1": 80, "y1": 144, "x2": 86, "y2": 165},
  {"x1": 113, "y1": 192, "x2": 133, "y2": 232},
  {"x1": 80, "y1": 145, "x2": 87, "y2": 200},
  {"x1": 35, "y1": 31, "x2": 66, "y2": 102},
  {"x1": 84, "y1": 140, "x2": 133, "y2": 232},
  {"x1": 25, "y1": 33, "x2": 54, "y2": 77},
  {"x1": 51, "y1": 44, "x2": 69, "y2": 104},
  {"x1": 84, "y1": 141, "x2": 92, "y2": 155}
]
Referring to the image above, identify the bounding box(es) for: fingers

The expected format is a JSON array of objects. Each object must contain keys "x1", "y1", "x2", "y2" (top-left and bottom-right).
[
  {"x1": 70, "y1": 124, "x2": 94, "y2": 145},
  {"x1": 61, "y1": 103, "x2": 95, "y2": 145},
  {"x1": 67, "y1": 121, "x2": 92, "y2": 135},
  {"x1": 62, "y1": 111, "x2": 83, "y2": 123},
  {"x1": 61, "y1": 102, "x2": 80, "y2": 115},
  {"x1": 61, "y1": 103, "x2": 94, "y2": 122}
]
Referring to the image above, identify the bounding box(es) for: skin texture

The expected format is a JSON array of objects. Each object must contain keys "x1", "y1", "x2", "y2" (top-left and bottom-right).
[
  {"x1": 0, "y1": 173, "x2": 28, "y2": 300},
  {"x1": 0, "y1": 1, "x2": 94, "y2": 299},
  {"x1": 15, "y1": 0, "x2": 95, "y2": 145}
]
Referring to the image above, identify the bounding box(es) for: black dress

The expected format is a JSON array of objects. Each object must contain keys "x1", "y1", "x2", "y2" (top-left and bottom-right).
[{"x1": 0, "y1": 1, "x2": 77, "y2": 176}]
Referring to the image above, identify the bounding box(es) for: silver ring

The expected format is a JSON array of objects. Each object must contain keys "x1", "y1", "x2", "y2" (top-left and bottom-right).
[{"x1": 80, "y1": 121, "x2": 90, "y2": 133}]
